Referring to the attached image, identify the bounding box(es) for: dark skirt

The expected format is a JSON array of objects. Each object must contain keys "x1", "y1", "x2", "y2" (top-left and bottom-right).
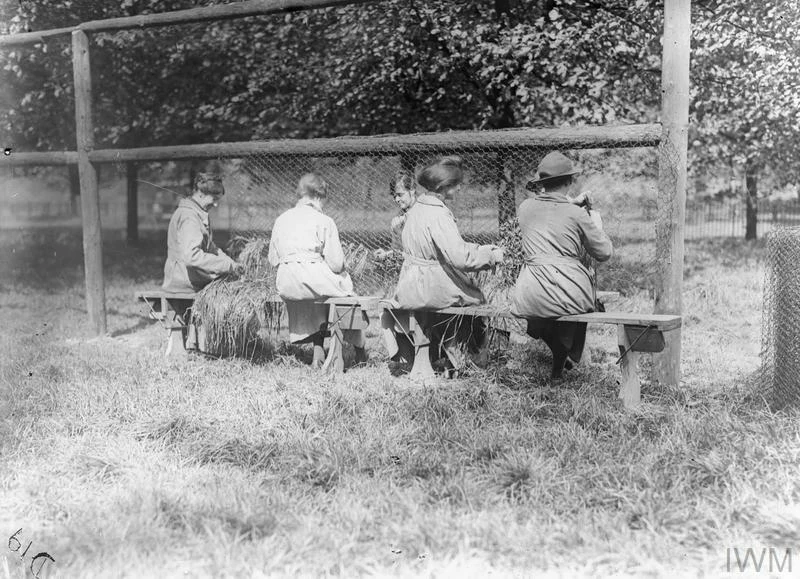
[
  {"x1": 421, "y1": 312, "x2": 487, "y2": 362},
  {"x1": 526, "y1": 318, "x2": 588, "y2": 363},
  {"x1": 387, "y1": 311, "x2": 487, "y2": 371}
]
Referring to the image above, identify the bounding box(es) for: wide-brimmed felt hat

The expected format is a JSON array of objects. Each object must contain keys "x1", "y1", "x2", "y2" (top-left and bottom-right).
[{"x1": 525, "y1": 152, "x2": 582, "y2": 190}]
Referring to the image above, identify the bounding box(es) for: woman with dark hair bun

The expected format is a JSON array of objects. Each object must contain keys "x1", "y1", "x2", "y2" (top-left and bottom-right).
[
  {"x1": 416, "y1": 155, "x2": 464, "y2": 198},
  {"x1": 382, "y1": 156, "x2": 504, "y2": 375}
]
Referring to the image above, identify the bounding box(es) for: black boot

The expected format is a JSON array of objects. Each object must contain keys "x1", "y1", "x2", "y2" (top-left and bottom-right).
[
  {"x1": 354, "y1": 346, "x2": 369, "y2": 366},
  {"x1": 551, "y1": 349, "x2": 569, "y2": 379}
]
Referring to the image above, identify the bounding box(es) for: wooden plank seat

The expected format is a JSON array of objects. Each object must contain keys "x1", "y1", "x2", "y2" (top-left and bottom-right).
[
  {"x1": 380, "y1": 292, "x2": 681, "y2": 409},
  {"x1": 136, "y1": 289, "x2": 377, "y2": 372}
]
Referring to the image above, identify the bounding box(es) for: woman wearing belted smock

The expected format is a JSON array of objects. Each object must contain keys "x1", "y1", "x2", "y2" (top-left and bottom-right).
[
  {"x1": 268, "y1": 173, "x2": 368, "y2": 368},
  {"x1": 162, "y1": 172, "x2": 240, "y2": 292},
  {"x1": 512, "y1": 151, "x2": 613, "y2": 378},
  {"x1": 382, "y1": 157, "x2": 504, "y2": 372}
]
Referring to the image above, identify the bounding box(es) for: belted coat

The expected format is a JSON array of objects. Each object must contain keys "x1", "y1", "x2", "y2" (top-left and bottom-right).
[
  {"x1": 162, "y1": 197, "x2": 236, "y2": 292},
  {"x1": 511, "y1": 192, "x2": 613, "y2": 318},
  {"x1": 393, "y1": 194, "x2": 498, "y2": 309},
  {"x1": 268, "y1": 199, "x2": 360, "y2": 343}
]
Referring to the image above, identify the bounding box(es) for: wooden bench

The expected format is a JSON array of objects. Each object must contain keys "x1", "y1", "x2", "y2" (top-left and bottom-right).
[
  {"x1": 382, "y1": 295, "x2": 681, "y2": 409},
  {"x1": 136, "y1": 290, "x2": 377, "y2": 373},
  {"x1": 136, "y1": 290, "x2": 197, "y2": 358}
]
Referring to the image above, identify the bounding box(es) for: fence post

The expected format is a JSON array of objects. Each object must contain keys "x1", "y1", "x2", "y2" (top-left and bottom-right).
[
  {"x1": 653, "y1": 0, "x2": 690, "y2": 388},
  {"x1": 72, "y1": 29, "x2": 107, "y2": 336}
]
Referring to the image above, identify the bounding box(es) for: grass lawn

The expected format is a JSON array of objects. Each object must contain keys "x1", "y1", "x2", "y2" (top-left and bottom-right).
[{"x1": 1, "y1": 229, "x2": 799, "y2": 578}]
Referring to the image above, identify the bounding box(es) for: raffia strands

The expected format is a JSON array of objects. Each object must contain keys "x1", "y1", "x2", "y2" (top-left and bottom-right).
[
  {"x1": 192, "y1": 236, "x2": 282, "y2": 360},
  {"x1": 237, "y1": 237, "x2": 273, "y2": 281},
  {"x1": 476, "y1": 218, "x2": 523, "y2": 310},
  {"x1": 191, "y1": 236, "x2": 379, "y2": 359},
  {"x1": 343, "y1": 242, "x2": 372, "y2": 279},
  {"x1": 192, "y1": 277, "x2": 284, "y2": 360}
]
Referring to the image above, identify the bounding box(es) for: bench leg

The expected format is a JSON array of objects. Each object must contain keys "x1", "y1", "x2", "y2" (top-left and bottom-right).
[
  {"x1": 164, "y1": 311, "x2": 187, "y2": 359},
  {"x1": 617, "y1": 325, "x2": 641, "y2": 409},
  {"x1": 322, "y1": 306, "x2": 345, "y2": 374},
  {"x1": 408, "y1": 313, "x2": 435, "y2": 380}
]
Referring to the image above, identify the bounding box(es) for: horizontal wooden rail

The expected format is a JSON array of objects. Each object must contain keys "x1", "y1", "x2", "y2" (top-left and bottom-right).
[
  {"x1": 0, "y1": 0, "x2": 379, "y2": 46},
  {"x1": 0, "y1": 26, "x2": 76, "y2": 47},
  {"x1": 0, "y1": 151, "x2": 78, "y2": 166},
  {"x1": 88, "y1": 124, "x2": 662, "y2": 163},
  {"x1": 80, "y1": 0, "x2": 377, "y2": 33},
  {"x1": 0, "y1": 124, "x2": 661, "y2": 167}
]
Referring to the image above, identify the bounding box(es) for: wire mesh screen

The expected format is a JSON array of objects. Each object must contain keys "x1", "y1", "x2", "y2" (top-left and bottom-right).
[
  {"x1": 760, "y1": 226, "x2": 800, "y2": 410},
  {"x1": 215, "y1": 129, "x2": 664, "y2": 299}
]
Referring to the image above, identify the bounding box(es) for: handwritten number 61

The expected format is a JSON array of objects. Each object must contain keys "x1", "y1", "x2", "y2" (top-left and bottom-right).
[{"x1": 8, "y1": 529, "x2": 55, "y2": 578}]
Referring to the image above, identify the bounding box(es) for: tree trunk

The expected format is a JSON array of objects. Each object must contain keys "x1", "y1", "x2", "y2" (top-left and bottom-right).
[
  {"x1": 69, "y1": 164, "x2": 80, "y2": 215},
  {"x1": 126, "y1": 162, "x2": 139, "y2": 245},
  {"x1": 493, "y1": 0, "x2": 516, "y2": 228},
  {"x1": 494, "y1": 0, "x2": 511, "y2": 17},
  {"x1": 745, "y1": 168, "x2": 758, "y2": 241},
  {"x1": 496, "y1": 153, "x2": 515, "y2": 227}
]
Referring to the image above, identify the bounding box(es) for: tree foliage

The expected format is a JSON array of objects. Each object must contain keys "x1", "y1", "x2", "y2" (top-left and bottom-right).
[
  {"x1": 1, "y1": 0, "x2": 664, "y2": 148},
  {"x1": 691, "y1": 0, "x2": 800, "y2": 185},
  {"x1": 1, "y1": 0, "x2": 798, "y2": 205}
]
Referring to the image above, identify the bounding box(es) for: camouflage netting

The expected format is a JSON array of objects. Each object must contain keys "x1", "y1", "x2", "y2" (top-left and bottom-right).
[
  {"x1": 213, "y1": 129, "x2": 668, "y2": 300},
  {"x1": 178, "y1": 127, "x2": 676, "y2": 359},
  {"x1": 761, "y1": 226, "x2": 800, "y2": 410}
]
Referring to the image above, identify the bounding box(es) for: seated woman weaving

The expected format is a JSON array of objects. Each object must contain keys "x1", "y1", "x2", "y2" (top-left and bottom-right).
[
  {"x1": 162, "y1": 172, "x2": 241, "y2": 292},
  {"x1": 382, "y1": 157, "x2": 504, "y2": 374},
  {"x1": 512, "y1": 151, "x2": 613, "y2": 378},
  {"x1": 268, "y1": 173, "x2": 368, "y2": 368}
]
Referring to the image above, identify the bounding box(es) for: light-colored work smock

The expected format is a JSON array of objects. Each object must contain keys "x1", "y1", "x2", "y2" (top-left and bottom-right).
[
  {"x1": 268, "y1": 199, "x2": 364, "y2": 345},
  {"x1": 393, "y1": 194, "x2": 497, "y2": 309},
  {"x1": 382, "y1": 194, "x2": 497, "y2": 366},
  {"x1": 162, "y1": 197, "x2": 236, "y2": 292},
  {"x1": 511, "y1": 192, "x2": 613, "y2": 318}
]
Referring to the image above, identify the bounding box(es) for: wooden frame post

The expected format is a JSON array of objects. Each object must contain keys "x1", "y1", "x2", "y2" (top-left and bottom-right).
[
  {"x1": 654, "y1": 0, "x2": 690, "y2": 387},
  {"x1": 72, "y1": 29, "x2": 107, "y2": 335}
]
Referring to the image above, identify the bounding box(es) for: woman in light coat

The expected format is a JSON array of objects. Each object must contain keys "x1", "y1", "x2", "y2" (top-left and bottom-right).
[
  {"x1": 382, "y1": 157, "x2": 504, "y2": 373},
  {"x1": 162, "y1": 172, "x2": 239, "y2": 292},
  {"x1": 268, "y1": 173, "x2": 368, "y2": 367},
  {"x1": 512, "y1": 151, "x2": 613, "y2": 378}
]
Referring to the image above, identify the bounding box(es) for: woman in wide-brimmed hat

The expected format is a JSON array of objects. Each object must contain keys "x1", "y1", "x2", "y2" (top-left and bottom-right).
[{"x1": 511, "y1": 151, "x2": 613, "y2": 378}]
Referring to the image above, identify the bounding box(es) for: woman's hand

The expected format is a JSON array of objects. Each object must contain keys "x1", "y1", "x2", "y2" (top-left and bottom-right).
[
  {"x1": 391, "y1": 214, "x2": 406, "y2": 232},
  {"x1": 570, "y1": 192, "x2": 593, "y2": 210},
  {"x1": 588, "y1": 209, "x2": 604, "y2": 230},
  {"x1": 490, "y1": 246, "x2": 505, "y2": 264}
]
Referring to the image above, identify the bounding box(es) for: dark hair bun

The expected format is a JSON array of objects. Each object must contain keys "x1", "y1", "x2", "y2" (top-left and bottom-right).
[
  {"x1": 417, "y1": 156, "x2": 464, "y2": 194},
  {"x1": 439, "y1": 155, "x2": 463, "y2": 168}
]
